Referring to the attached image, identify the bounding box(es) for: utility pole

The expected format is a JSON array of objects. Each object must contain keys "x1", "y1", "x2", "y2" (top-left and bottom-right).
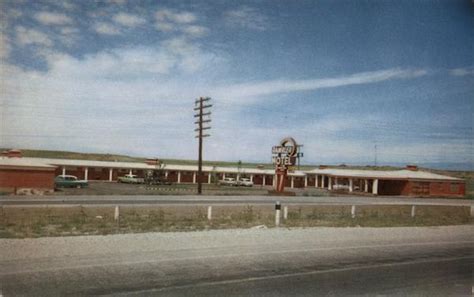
[
  {"x1": 194, "y1": 97, "x2": 212, "y2": 194},
  {"x1": 296, "y1": 144, "x2": 304, "y2": 170},
  {"x1": 374, "y1": 143, "x2": 378, "y2": 167}
]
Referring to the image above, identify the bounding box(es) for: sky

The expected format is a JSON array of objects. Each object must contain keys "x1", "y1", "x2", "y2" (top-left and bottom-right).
[{"x1": 0, "y1": 0, "x2": 473, "y2": 169}]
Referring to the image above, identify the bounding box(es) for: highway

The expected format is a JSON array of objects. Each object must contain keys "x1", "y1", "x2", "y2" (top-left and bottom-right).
[
  {"x1": 1, "y1": 195, "x2": 473, "y2": 206},
  {"x1": 0, "y1": 226, "x2": 472, "y2": 296}
]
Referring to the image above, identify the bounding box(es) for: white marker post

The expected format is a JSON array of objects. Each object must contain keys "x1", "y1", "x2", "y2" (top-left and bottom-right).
[
  {"x1": 411, "y1": 205, "x2": 416, "y2": 218},
  {"x1": 207, "y1": 206, "x2": 212, "y2": 221},
  {"x1": 275, "y1": 201, "x2": 281, "y2": 227},
  {"x1": 351, "y1": 205, "x2": 356, "y2": 219},
  {"x1": 283, "y1": 206, "x2": 288, "y2": 220},
  {"x1": 114, "y1": 206, "x2": 120, "y2": 221}
]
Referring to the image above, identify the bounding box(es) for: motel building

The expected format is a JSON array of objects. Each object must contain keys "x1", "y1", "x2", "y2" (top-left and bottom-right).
[{"x1": 0, "y1": 150, "x2": 466, "y2": 197}]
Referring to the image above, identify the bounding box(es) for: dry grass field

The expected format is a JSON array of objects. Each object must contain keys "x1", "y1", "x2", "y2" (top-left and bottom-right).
[{"x1": 0, "y1": 204, "x2": 471, "y2": 238}]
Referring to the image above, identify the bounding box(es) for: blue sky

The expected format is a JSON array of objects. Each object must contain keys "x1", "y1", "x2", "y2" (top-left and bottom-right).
[{"x1": 0, "y1": 0, "x2": 473, "y2": 169}]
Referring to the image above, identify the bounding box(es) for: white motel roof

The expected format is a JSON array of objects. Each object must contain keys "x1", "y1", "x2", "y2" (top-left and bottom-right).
[
  {"x1": 0, "y1": 157, "x2": 56, "y2": 169},
  {"x1": 307, "y1": 168, "x2": 462, "y2": 181},
  {"x1": 16, "y1": 157, "x2": 462, "y2": 181}
]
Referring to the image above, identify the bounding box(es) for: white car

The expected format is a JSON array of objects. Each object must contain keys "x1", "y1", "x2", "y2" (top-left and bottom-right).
[
  {"x1": 333, "y1": 184, "x2": 350, "y2": 190},
  {"x1": 238, "y1": 178, "x2": 254, "y2": 187},
  {"x1": 117, "y1": 174, "x2": 145, "y2": 184},
  {"x1": 218, "y1": 177, "x2": 238, "y2": 186}
]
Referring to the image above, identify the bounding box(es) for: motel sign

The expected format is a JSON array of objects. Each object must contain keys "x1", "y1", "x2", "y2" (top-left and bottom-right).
[{"x1": 272, "y1": 137, "x2": 300, "y2": 192}]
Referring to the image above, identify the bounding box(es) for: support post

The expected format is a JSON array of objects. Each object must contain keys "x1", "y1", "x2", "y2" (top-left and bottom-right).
[
  {"x1": 207, "y1": 206, "x2": 212, "y2": 220},
  {"x1": 372, "y1": 179, "x2": 379, "y2": 195},
  {"x1": 328, "y1": 176, "x2": 332, "y2": 190},
  {"x1": 315, "y1": 175, "x2": 319, "y2": 188},
  {"x1": 250, "y1": 174, "x2": 254, "y2": 183},
  {"x1": 263, "y1": 175, "x2": 266, "y2": 186},
  {"x1": 129, "y1": 169, "x2": 132, "y2": 175},
  {"x1": 208, "y1": 173, "x2": 211, "y2": 184},
  {"x1": 84, "y1": 168, "x2": 88, "y2": 181},
  {"x1": 114, "y1": 206, "x2": 120, "y2": 221},
  {"x1": 304, "y1": 176, "x2": 308, "y2": 187},
  {"x1": 193, "y1": 172, "x2": 196, "y2": 184},
  {"x1": 177, "y1": 171, "x2": 181, "y2": 184},
  {"x1": 291, "y1": 176, "x2": 294, "y2": 188},
  {"x1": 273, "y1": 175, "x2": 276, "y2": 187},
  {"x1": 364, "y1": 179, "x2": 369, "y2": 192},
  {"x1": 109, "y1": 168, "x2": 113, "y2": 181},
  {"x1": 349, "y1": 178, "x2": 353, "y2": 193},
  {"x1": 322, "y1": 175, "x2": 325, "y2": 188},
  {"x1": 275, "y1": 201, "x2": 281, "y2": 227},
  {"x1": 62, "y1": 167, "x2": 66, "y2": 176}
]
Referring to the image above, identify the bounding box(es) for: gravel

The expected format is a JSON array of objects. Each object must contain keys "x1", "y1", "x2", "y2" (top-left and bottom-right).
[{"x1": 1, "y1": 225, "x2": 473, "y2": 262}]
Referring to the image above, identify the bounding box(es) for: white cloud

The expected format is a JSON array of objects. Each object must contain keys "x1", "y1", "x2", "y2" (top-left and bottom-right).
[
  {"x1": 155, "y1": 9, "x2": 197, "y2": 24},
  {"x1": 450, "y1": 67, "x2": 474, "y2": 77},
  {"x1": 60, "y1": 27, "x2": 79, "y2": 35},
  {"x1": 154, "y1": 9, "x2": 207, "y2": 37},
  {"x1": 212, "y1": 68, "x2": 428, "y2": 104},
  {"x1": 113, "y1": 13, "x2": 146, "y2": 27},
  {"x1": 34, "y1": 11, "x2": 73, "y2": 25},
  {"x1": 93, "y1": 22, "x2": 121, "y2": 35},
  {"x1": 0, "y1": 32, "x2": 11, "y2": 59},
  {"x1": 155, "y1": 22, "x2": 174, "y2": 32},
  {"x1": 107, "y1": 0, "x2": 126, "y2": 4},
  {"x1": 224, "y1": 6, "x2": 268, "y2": 31},
  {"x1": 8, "y1": 9, "x2": 23, "y2": 19},
  {"x1": 15, "y1": 26, "x2": 53, "y2": 47},
  {"x1": 182, "y1": 25, "x2": 208, "y2": 37}
]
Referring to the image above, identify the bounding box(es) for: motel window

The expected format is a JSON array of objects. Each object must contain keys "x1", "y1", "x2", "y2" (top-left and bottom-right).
[{"x1": 450, "y1": 183, "x2": 460, "y2": 193}]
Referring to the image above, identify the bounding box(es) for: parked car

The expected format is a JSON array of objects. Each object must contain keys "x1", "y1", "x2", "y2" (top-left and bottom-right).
[
  {"x1": 55, "y1": 175, "x2": 88, "y2": 188},
  {"x1": 238, "y1": 178, "x2": 254, "y2": 187},
  {"x1": 333, "y1": 184, "x2": 350, "y2": 190},
  {"x1": 218, "y1": 177, "x2": 238, "y2": 186},
  {"x1": 117, "y1": 174, "x2": 145, "y2": 184}
]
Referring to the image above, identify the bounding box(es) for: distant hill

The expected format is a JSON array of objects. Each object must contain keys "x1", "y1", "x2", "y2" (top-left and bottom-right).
[{"x1": 2, "y1": 149, "x2": 471, "y2": 178}]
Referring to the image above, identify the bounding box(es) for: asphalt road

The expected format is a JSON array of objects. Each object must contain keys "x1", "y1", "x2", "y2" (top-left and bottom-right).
[
  {"x1": 0, "y1": 226, "x2": 472, "y2": 296},
  {"x1": 1, "y1": 194, "x2": 473, "y2": 206}
]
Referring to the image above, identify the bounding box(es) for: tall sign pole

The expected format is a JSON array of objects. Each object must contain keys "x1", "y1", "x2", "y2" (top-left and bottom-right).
[{"x1": 194, "y1": 97, "x2": 212, "y2": 194}]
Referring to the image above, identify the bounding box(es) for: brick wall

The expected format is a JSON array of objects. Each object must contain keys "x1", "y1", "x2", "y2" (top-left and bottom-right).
[{"x1": 0, "y1": 168, "x2": 55, "y2": 190}]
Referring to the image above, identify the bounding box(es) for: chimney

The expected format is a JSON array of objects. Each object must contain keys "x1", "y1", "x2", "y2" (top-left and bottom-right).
[
  {"x1": 406, "y1": 165, "x2": 418, "y2": 171},
  {"x1": 145, "y1": 158, "x2": 159, "y2": 165}
]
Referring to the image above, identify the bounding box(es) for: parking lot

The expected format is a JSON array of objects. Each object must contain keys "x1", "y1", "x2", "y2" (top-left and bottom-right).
[{"x1": 53, "y1": 181, "x2": 329, "y2": 196}]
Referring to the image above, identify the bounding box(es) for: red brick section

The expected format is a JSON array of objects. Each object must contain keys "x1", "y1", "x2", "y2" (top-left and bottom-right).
[
  {"x1": 0, "y1": 168, "x2": 55, "y2": 189},
  {"x1": 395, "y1": 180, "x2": 465, "y2": 197},
  {"x1": 180, "y1": 171, "x2": 194, "y2": 183}
]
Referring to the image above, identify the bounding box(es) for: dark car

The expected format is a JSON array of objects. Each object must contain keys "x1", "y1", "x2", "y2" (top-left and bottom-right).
[{"x1": 55, "y1": 175, "x2": 89, "y2": 188}]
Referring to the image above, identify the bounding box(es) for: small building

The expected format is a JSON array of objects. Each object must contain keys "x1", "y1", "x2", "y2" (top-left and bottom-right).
[
  {"x1": 0, "y1": 157, "x2": 57, "y2": 195},
  {"x1": 305, "y1": 165, "x2": 465, "y2": 197}
]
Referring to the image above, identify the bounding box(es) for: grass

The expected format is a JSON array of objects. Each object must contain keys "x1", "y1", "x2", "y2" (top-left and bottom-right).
[{"x1": 0, "y1": 205, "x2": 471, "y2": 238}]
